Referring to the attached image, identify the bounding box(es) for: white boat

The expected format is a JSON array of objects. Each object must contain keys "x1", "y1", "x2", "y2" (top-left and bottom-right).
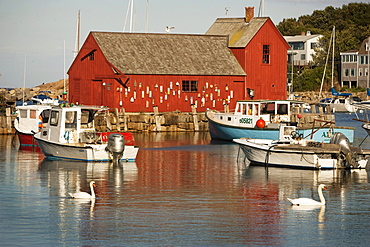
[
  {"x1": 233, "y1": 125, "x2": 369, "y2": 169},
  {"x1": 34, "y1": 105, "x2": 139, "y2": 162},
  {"x1": 206, "y1": 100, "x2": 354, "y2": 142},
  {"x1": 318, "y1": 27, "x2": 360, "y2": 113},
  {"x1": 318, "y1": 88, "x2": 361, "y2": 113},
  {"x1": 353, "y1": 101, "x2": 370, "y2": 136},
  {"x1": 14, "y1": 104, "x2": 52, "y2": 147},
  {"x1": 31, "y1": 91, "x2": 60, "y2": 105}
]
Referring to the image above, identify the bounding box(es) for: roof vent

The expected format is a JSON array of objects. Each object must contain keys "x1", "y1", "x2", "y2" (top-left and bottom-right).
[{"x1": 306, "y1": 31, "x2": 311, "y2": 36}]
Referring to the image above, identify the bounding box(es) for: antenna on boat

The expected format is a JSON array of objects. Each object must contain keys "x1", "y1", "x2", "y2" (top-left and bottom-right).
[
  {"x1": 22, "y1": 54, "x2": 26, "y2": 105},
  {"x1": 64, "y1": 40, "x2": 66, "y2": 97}
]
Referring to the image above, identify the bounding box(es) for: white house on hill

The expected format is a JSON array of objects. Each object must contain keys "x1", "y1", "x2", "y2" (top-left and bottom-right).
[{"x1": 284, "y1": 31, "x2": 323, "y2": 67}]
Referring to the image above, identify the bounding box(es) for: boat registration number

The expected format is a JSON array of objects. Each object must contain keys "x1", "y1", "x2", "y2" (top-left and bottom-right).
[{"x1": 239, "y1": 118, "x2": 253, "y2": 124}]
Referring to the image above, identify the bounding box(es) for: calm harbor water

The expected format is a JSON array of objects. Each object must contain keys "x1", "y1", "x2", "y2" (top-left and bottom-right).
[{"x1": 1, "y1": 113, "x2": 370, "y2": 246}]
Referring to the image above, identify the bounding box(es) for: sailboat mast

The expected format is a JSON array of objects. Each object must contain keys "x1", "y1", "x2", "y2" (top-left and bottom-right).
[
  {"x1": 367, "y1": 37, "x2": 370, "y2": 91},
  {"x1": 73, "y1": 10, "x2": 81, "y2": 58},
  {"x1": 331, "y1": 26, "x2": 335, "y2": 88},
  {"x1": 77, "y1": 10, "x2": 80, "y2": 53},
  {"x1": 145, "y1": 0, "x2": 149, "y2": 33},
  {"x1": 319, "y1": 26, "x2": 335, "y2": 98},
  {"x1": 258, "y1": 0, "x2": 264, "y2": 17},
  {"x1": 130, "y1": 0, "x2": 134, "y2": 32},
  {"x1": 123, "y1": 0, "x2": 134, "y2": 32}
]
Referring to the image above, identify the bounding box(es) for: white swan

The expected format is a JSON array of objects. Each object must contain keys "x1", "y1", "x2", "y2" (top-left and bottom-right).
[
  {"x1": 287, "y1": 184, "x2": 327, "y2": 206},
  {"x1": 69, "y1": 181, "x2": 96, "y2": 199}
]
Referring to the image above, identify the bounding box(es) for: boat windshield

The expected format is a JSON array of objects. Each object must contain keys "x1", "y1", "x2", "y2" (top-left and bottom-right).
[
  {"x1": 261, "y1": 103, "x2": 289, "y2": 115},
  {"x1": 65, "y1": 111, "x2": 77, "y2": 129}
]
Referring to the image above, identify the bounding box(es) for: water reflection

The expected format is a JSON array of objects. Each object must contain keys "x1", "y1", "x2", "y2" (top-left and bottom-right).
[
  {"x1": 35, "y1": 134, "x2": 370, "y2": 245},
  {"x1": 2, "y1": 131, "x2": 370, "y2": 245},
  {"x1": 38, "y1": 159, "x2": 137, "y2": 199}
]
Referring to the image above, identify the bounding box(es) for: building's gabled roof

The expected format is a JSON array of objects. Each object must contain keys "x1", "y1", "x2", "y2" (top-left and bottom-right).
[
  {"x1": 91, "y1": 32, "x2": 246, "y2": 76},
  {"x1": 205, "y1": 17, "x2": 269, "y2": 48},
  {"x1": 341, "y1": 37, "x2": 370, "y2": 55},
  {"x1": 358, "y1": 37, "x2": 370, "y2": 55}
]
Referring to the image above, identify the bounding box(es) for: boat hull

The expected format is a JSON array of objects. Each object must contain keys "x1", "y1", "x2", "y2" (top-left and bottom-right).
[
  {"x1": 34, "y1": 135, "x2": 138, "y2": 162},
  {"x1": 234, "y1": 139, "x2": 368, "y2": 169},
  {"x1": 16, "y1": 131, "x2": 38, "y2": 147},
  {"x1": 362, "y1": 123, "x2": 370, "y2": 136},
  {"x1": 207, "y1": 112, "x2": 354, "y2": 143}
]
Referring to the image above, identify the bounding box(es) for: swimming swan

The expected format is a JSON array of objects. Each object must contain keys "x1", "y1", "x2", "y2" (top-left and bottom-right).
[
  {"x1": 69, "y1": 181, "x2": 96, "y2": 199},
  {"x1": 287, "y1": 184, "x2": 327, "y2": 206}
]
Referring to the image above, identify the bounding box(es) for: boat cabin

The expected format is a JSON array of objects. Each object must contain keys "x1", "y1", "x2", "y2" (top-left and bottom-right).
[
  {"x1": 40, "y1": 106, "x2": 108, "y2": 144},
  {"x1": 232, "y1": 100, "x2": 300, "y2": 128},
  {"x1": 15, "y1": 105, "x2": 52, "y2": 134}
]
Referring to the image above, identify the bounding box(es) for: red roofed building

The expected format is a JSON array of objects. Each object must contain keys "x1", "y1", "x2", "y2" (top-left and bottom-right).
[{"x1": 68, "y1": 7, "x2": 289, "y2": 112}]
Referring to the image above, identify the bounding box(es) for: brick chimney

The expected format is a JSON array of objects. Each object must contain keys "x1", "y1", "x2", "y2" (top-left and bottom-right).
[{"x1": 245, "y1": 7, "x2": 254, "y2": 22}]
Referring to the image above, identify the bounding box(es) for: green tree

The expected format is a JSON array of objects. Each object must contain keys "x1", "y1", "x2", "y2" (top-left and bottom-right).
[{"x1": 277, "y1": 3, "x2": 370, "y2": 92}]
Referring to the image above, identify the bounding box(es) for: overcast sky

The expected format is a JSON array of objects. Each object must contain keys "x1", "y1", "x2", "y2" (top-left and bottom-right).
[{"x1": 0, "y1": 0, "x2": 357, "y2": 88}]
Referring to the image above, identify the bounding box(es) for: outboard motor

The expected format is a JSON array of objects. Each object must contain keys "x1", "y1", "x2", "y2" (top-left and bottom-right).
[
  {"x1": 330, "y1": 132, "x2": 356, "y2": 168},
  {"x1": 330, "y1": 132, "x2": 351, "y2": 154},
  {"x1": 106, "y1": 134, "x2": 125, "y2": 163}
]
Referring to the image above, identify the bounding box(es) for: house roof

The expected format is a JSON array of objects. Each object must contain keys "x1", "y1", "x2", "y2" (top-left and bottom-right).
[
  {"x1": 205, "y1": 17, "x2": 269, "y2": 48},
  {"x1": 358, "y1": 37, "x2": 370, "y2": 54},
  {"x1": 284, "y1": 34, "x2": 322, "y2": 43},
  {"x1": 91, "y1": 32, "x2": 246, "y2": 76},
  {"x1": 341, "y1": 37, "x2": 370, "y2": 55},
  {"x1": 340, "y1": 50, "x2": 358, "y2": 54}
]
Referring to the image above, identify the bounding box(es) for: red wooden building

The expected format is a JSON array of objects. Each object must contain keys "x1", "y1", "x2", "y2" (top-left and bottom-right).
[{"x1": 67, "y1": 7, "x2": 289, "y2": 112}]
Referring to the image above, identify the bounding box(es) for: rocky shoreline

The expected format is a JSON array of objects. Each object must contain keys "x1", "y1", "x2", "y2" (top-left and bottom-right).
[
  {"x1": 0, "y1": 79, "x2": 68, "y2": 105},
  {"x1": 293, "y1": 91, "x2": 367, "y2": 104},
  {"x1": 0, "y1": 80, "x2": 365, "y2": 135}
]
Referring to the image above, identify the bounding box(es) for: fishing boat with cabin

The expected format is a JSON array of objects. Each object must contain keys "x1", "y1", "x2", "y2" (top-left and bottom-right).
[
  {"x1": 206, "y1": 99, "x2": 354, "y2": 142},
  {"x1": 33, "y1": 104, "x2": 139, "y2": 162},
  {"x1": 14, "y1": 104, "x2": 52, "y2": 148},
  {"x1": 233, "y1": 125, "x2": 369, "y2": 169}
]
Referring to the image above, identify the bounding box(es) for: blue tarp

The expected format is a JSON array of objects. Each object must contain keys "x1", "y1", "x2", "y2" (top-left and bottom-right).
[
  {"x1": 331, "y1": 87, "x2": 352, "y2": 96},
  {"x1": 32, "y1": 94, "x2": 52, "y2": 100}
]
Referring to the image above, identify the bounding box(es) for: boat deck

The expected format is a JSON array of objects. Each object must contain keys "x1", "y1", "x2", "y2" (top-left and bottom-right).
[
  {"x1": 274, "y1": 143, "x2": 370, "y2": 155},
  {"x1": 274, "y1": 143, "x2": 340, "y2": 153}
]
